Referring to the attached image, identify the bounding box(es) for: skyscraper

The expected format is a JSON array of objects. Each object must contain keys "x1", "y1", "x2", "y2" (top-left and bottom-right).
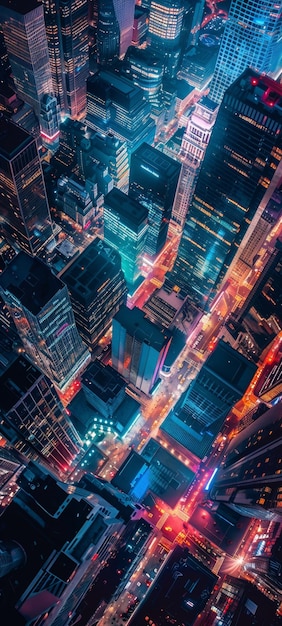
[
  {"x1": 86, "y1": 70, "x2": 156, "y2": 155},
  {"x1": 228, "y1": 184, "x2": 282, "y2": 283},
  {"x1": 42, "y1": 0, "x2": 89, "y2": 119},
  {"x1": 0, "y1": 252, "x2": 90, "y2": 392},
  {"x1": 103, "y1": 187, "x2": 148, "y2": 293},
  {"x1": 112, "y1": 0, "x2": 135, "y2": 57},
  {"x1": 88, "y1": 132, "x2": 129, "y2": 192},
  {"x1": 129, "y1": 142, "x2": 181, "y2": 257},
  {"x1": 56, "y1": 175, "x2": 95, "y2": 229},
  {"x1": 148, "y1": 0, "x2": 184, "y2": 78},
  {"x1": 0, "y1": 356, "x2": 81, "y2": 475},
  {"x1": 234, "y1": 238, "x2": 282, "y2": 363},
  {"x1": 212, "y1": 576, "x2": 279, "y2": 626},
  {"x1": 209, "y1": 402, "x2": 282, "y2": 521},
  {"x1": 132, "y1": 6, "x2": 149, "y2": 47},
  {"x1": 40, "y1": 93, "x2": 60, "y2": 150},
  {"x1": 0, "y1": 0, "x2": 53, "y2": 118},
  {"x1": 61, "y1": 237, "x2": 127, "y2": 350},
  {"x1": 168, "y1": 70, "x2": 282, "y2": 309},
  {"x1": 161, "y1": 340, "x2": 257, "y2": 462},
  {"x1": 0, "y1": 461, "x2": 125, "y2": 625},
  {"x1": 112, "y1": 305, "x2": 172, "y2": 395},
  {"x1": 172, "y1": 97, "x2": 218, "y2": 228},
  {"x1": 96, "y1": 0, "x2": 120, "y2": 66},
  {"x1": 125, "y1": 46, "x2": 163, "y2": 108},
  {"x1": 209, "y1": 0, "x2": 282, "y2": 105},
  {"x1": 0, "y1": 117, "x2": 54, "y2": 256}
]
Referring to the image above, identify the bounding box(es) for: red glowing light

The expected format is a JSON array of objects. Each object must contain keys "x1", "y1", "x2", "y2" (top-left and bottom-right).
[{"x1": 40, "y1": 129, "x2": 60, "y2": 141}]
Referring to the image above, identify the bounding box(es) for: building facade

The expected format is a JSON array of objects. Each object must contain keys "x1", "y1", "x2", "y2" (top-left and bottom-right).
[
  {"x1": 209, "y1": 0, "x2": 282, "y2": 104},
  {"x1": 147, "y1": 0, "x2": 184, "y2": 79},
  {"x1": 112, "y1": 0, "x2": 135, "y2": 57},
  {"x1": 0, "y1": 252, "x2": 90, "y2": 391},
  {"x1": 71, "y1": 359, "x2": 141, "y2": 439},
  {"x1": 103, "y1": 187, "x2": 148, "y2": 293},
  {"x1": 96, "y1": 0, "x2": 120, "y2": 66},
  {"x1": 112, "y1": 305, "x2": 172, "y2": 395},
  {"x1": 42, "y1": 0, "x2": 89, "y2": 119},
  {"x1": 0, "y1": 0, "x2": 53, "y2": 118},
  {"x1": 129, "y1": 142, "x2": 181, "y2": 257},
  {"x1": 0, "y1": 461, "x2": 124, "y2": 625},
  {"x1": 209, "y1": 402, "x2": 282, "y2": 521},
  {"x1": 86, "y1": 70, "x2": 156, "y2": 155},
  {"x1": 83, "y1": 131, "x2": 129, "y2": 192},
  {"x1": 168, "y1": 70, "x2": 282, "y2": 309},
  {"x1": 0, "y1": 117, "x2": 54, "y2": 256},
  {"x1": 172, "y1": 97, "x2": 218, "y2": 228},
  {"x1": 61, "y1": 237, "x2": 127, "y2": 350},
  {"x1": 161, "y1": 340, "x2": 257, "y2": 462},
  {"x1": 211, "y1": 575, "x2": 278, "y2": 626},
  {"x1": 124, "y1": 46, "x2": 163, "y2": 108},
  {"x1": 57, "y1": 175, "x2": 95, "y2": 229},
  {"x1": 0, "y1": 356, "x2": 82, "y2": 476}
]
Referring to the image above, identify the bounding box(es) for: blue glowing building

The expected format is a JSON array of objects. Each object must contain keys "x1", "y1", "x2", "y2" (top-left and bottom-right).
[
  {"x1": 209, "y1": 0, "x2": 282, "y2": 105},
  {"x1": 103, "y1": 187, "x2": 148, "y2": 294},
  {"x1": 168, "y1": 70, "x2": 282, "y2": 309}
]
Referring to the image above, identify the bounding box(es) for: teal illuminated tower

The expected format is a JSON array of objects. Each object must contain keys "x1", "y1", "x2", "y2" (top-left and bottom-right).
[{"x1": 104, "y1": 188, "x2": 148, "y2": 294}]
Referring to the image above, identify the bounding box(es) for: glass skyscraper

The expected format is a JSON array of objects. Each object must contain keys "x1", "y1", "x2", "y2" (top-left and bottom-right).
[
  {"x1": 96, "y1": 0, "x2": 120, "y2": 66},
  {"x1": 0, "y1": 252, "x2": 90, "y2": 392},
  {"x1": 112, "y1": 305, "x2": 172, "y2": 395},
  {"x1": 161, "y1": 340, "x2": 257, "y2": 462},
  {"x1": 61, "y1": 237, "x2": 127, "y2": 349},
  {"x1": 112, "y1": 0, "x2": 135, "y2": 57},
  {"x1": 209, "y1": 0, "x2": 282, "y2": 105},
  {"x1": 0, "y1": 356, "x2": 82, "y2": 476},
  {"x1": 42, "y1": 0, "x2": 89, "y2": 119},
  {"x1": 0, "y1": 0, "x2": 53, "y2": 117},
  {"x1": 86, "y1": 70, "x2": 156, "y2": 155},
  {"x1": 168, "y1": 70, "x2": 282, "y2": 309},
  {"x1": 0, "y1": 117, "x2": 54, "y2": 256},
  {"x1": 148, "y1": 0, "x2": 184, "y2": 78},
  {"x1": 104, "y1": 187, "x2": 148, "y2": 293},
  {"x1": 129, "y1": 142, "x2": 181, "y2": 257},
  {"x1": 209, "y1": 402, "x2": 282, "y2": 521}
]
